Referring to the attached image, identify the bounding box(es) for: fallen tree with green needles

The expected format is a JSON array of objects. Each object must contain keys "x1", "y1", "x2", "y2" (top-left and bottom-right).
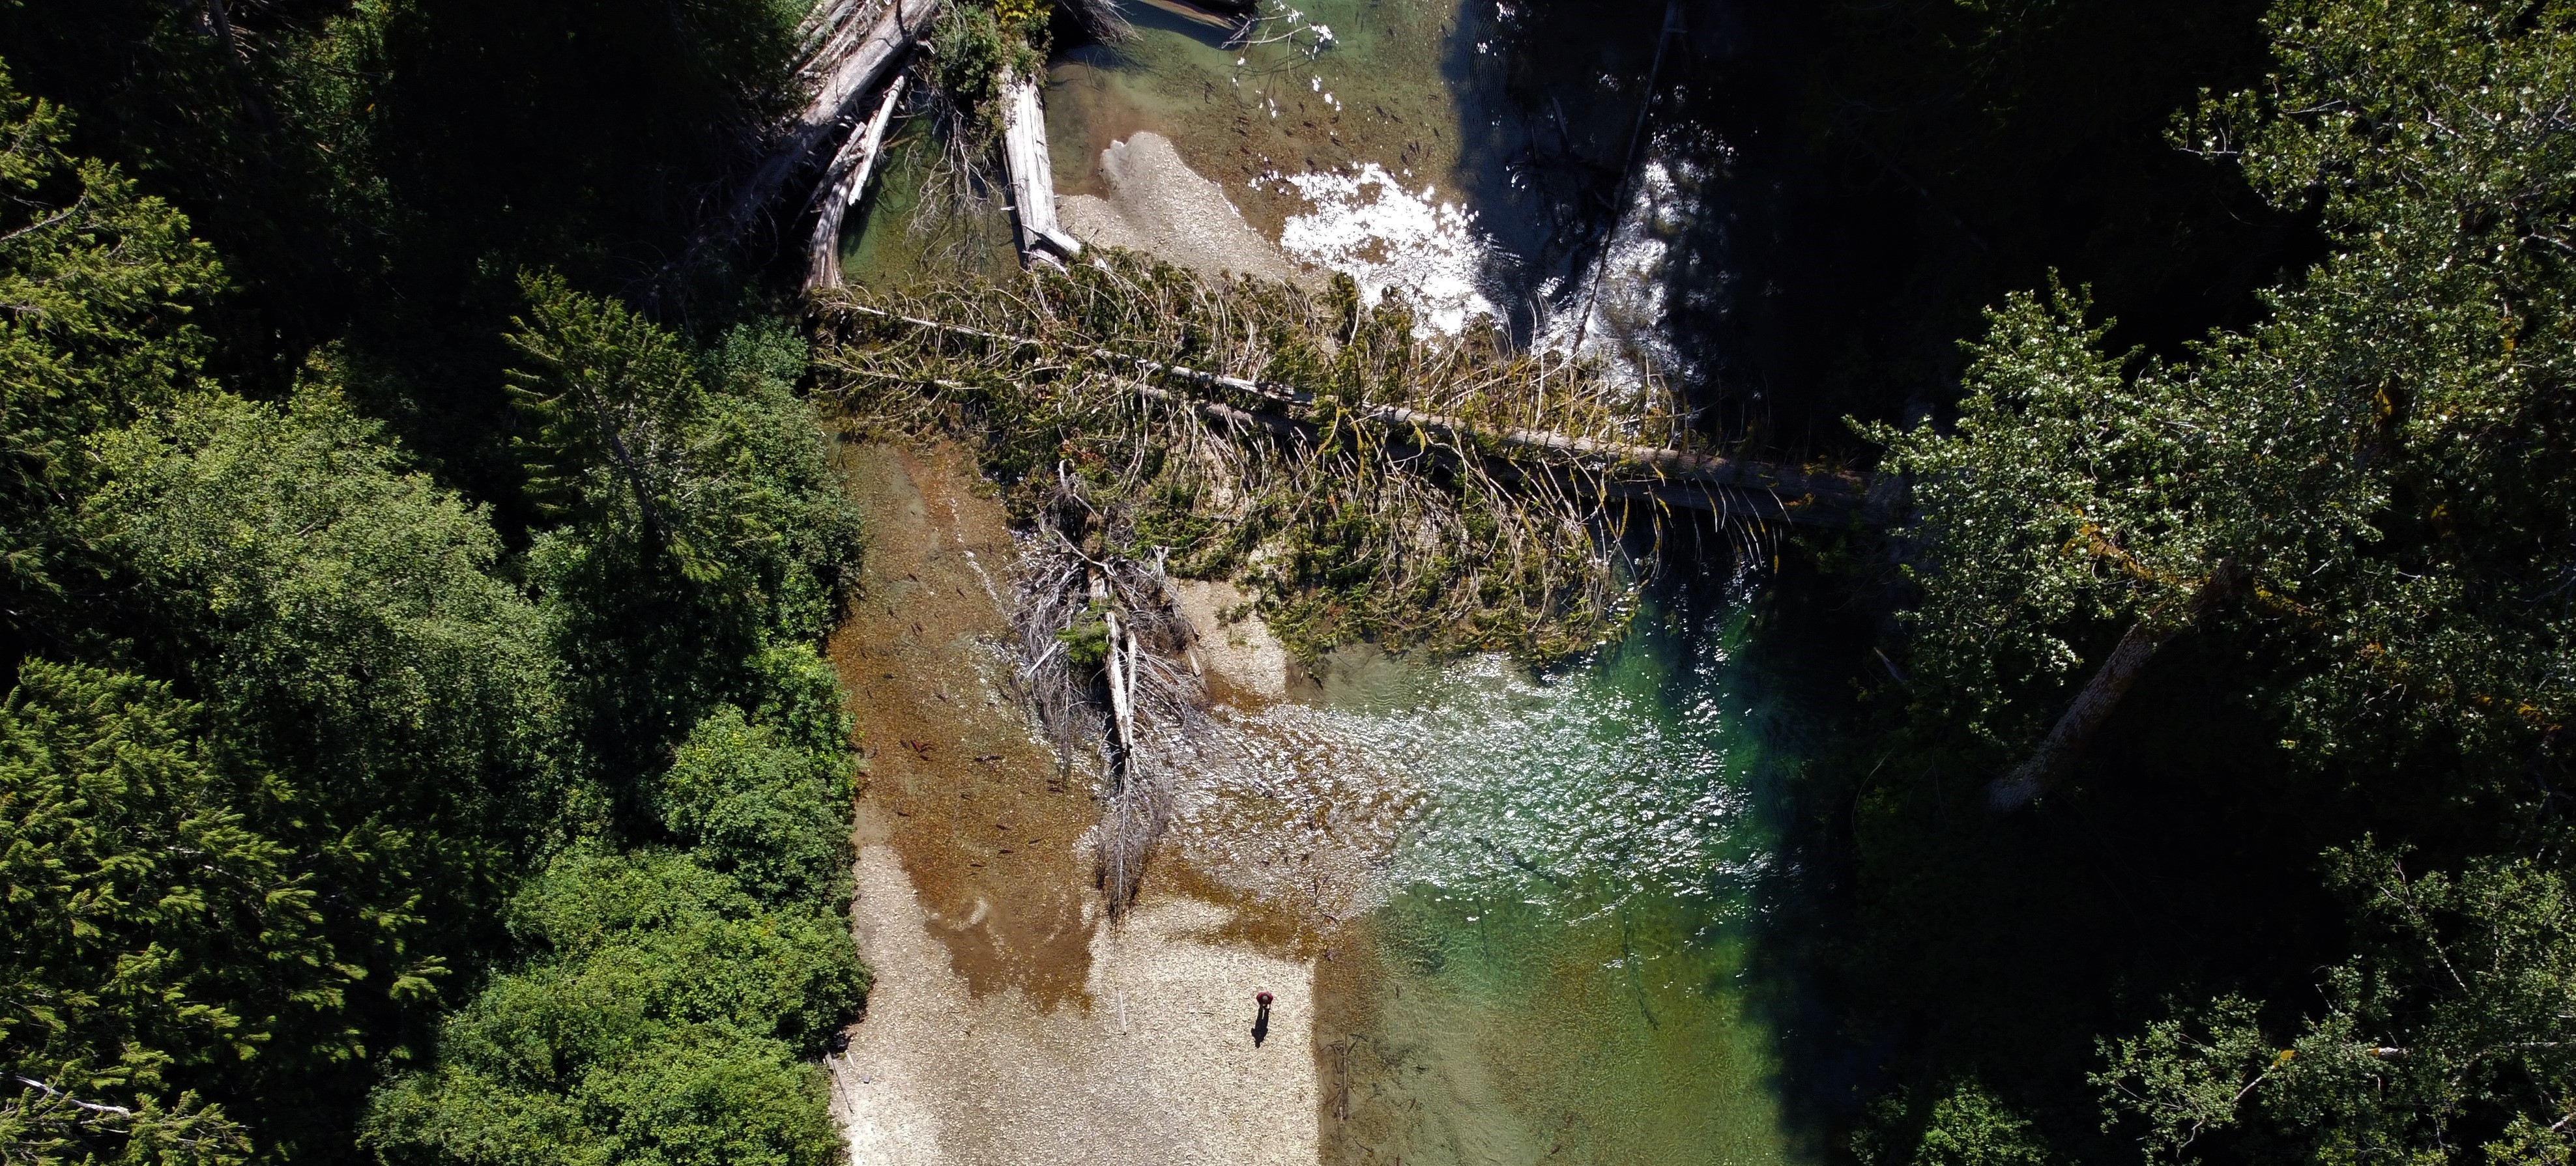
[
  {"x1": 809, "y1": 249, "x2": 1864, "y2": 905},
  {"x1": 811, "y1": 251, "x2": 1870, "y2": 644}
]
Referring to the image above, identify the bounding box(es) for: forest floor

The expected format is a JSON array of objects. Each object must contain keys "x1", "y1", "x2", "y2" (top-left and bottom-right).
[{"x1": 822, "y1": 440, "x2": 1327, "y2": 1165}]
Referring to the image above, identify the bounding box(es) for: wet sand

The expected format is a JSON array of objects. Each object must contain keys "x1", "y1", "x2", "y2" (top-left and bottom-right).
[
  {"x1": 826, "y1": 440, "x2": 1095, "y2": 1008},
  {"x1": 1059, "y1": 132, "x2": 1299, "y2": 283},
  {"x1": 824, "y1": 440, "x2": 1326, "y2": 1164}
]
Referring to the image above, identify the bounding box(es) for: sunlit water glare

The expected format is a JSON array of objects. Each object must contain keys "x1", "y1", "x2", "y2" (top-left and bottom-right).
[{"x1": 1169, "y1": 593, "x2": 1806, "y2": 1166}]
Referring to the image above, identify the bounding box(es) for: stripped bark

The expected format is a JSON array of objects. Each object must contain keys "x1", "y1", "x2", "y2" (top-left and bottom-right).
[
  {"x1": 805, "y1": 76, "x2": 908, "y2": 291},
  {"x1": 1988, "y1": 562, "x2": 2244, "y2": 812},
  {"x1": 999, "y1": 70, "x2": 1082, "y2": 264},
  {"x1": 717, "y1": 0, "x2": 940, "y2": 248},
  {"x1": 1101, "y1": 598, "x2": 1138, "y2": 760}
]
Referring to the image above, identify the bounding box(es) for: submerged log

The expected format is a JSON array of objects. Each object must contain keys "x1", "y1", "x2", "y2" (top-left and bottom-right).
[
  {"x1": 805, "y1": 76, "x2": 908, "y2": 291},
  {"x1": 999, "y1": 71, "x2": 1082, "y2": 264},
  {"x1": 1132, "y1": 0, "x2": 1245, "y2": 30}
]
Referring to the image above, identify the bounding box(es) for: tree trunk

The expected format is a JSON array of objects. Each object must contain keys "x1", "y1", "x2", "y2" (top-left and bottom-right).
[
  {"x1": 805, "y1": 76, "x2": 906, "y2": 291},
  {"x1": 818, "y1": 300, "x2": 1888, "y2": 520},
  {"x1": 717, "y1": 0, "x2": 940, "y2": 248},
  {"x1": 999, "y1": 70, "x2": 1081, "y2": 264},
  {"x1": 1987, "y1": 563, "x2": 2240, "y2": 812}
]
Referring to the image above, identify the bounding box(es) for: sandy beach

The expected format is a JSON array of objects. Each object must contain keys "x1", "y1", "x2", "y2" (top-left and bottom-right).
[
  {"x1": 1059, "y1": 131, "x2": 1300, "y2": 283},
  {"x1": 824, "y1": 440, "x2": 1327, "y2": 1165}
]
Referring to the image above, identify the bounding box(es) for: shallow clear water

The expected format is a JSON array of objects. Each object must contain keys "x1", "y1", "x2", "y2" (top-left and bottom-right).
[
  {"x1": 839, "y1": 4, "x2": 1799, "y2": 1157},
  {"x1": 1304, "y1": 596, "x2": 1806, "y2": 1165},
  {"x1": 1041, "y1": 0, "x2": 1542, "y2": 332}
]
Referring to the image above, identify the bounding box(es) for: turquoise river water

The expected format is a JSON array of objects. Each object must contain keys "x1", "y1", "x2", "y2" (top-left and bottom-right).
[{"x1": 1300, "y1": 590, "x2": 1812, "y2": 1165}]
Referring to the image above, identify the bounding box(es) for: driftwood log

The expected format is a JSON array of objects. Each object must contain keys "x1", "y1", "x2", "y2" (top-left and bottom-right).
[
  {"x1": 805, "y1": 76, "x2": 908, "y2": 291},
  {"x1": 999, "y1": 70, "x2": 1082, "y2": 265},
  {"x1": 719, "y1": 0, "x2": 942, "y2": 248}
]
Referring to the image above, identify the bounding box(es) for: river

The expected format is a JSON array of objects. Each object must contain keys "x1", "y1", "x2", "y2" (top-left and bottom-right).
[
  {"x1": 1289, "y1": 587, "x2": 1816, "y2": 1164},
  {"x1": 831, "y1": 2, "x2": 1823, "y2": 1162}
]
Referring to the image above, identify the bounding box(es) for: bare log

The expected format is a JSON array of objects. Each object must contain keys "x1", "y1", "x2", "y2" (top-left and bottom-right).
[
  {"x1": 1103, "y1": 608, "x2": 1138, "y2": 762},
  {"x1": 1987, "y1": 562, "x2": 2243, "y2": 812},
  {"x1": 720, "y1": 0, "x2": 940, "y2": 248},
  {"x1": 806, "y1": 76, "x2": 908, "y2": 291},
  {"x1": 1000, "y1": 70, "x2": 1082, "y2": 264}
]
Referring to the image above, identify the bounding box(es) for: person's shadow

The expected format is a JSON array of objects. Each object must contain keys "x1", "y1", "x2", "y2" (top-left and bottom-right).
[{"x1": 1251, "y1": 991, "x2": 1273, "y2": 1048}]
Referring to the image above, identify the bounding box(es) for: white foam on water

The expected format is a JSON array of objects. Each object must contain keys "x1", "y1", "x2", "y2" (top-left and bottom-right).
[
  {"x1": 1537, "y1": 156, "x2": 1696, "y2": 388},
  {"x1": 1168, "y1": 629, "x2": 1767, "y2": 923},
  {"x1": 1271, "y1": 163, "x2": 1501, "y2": 335}
]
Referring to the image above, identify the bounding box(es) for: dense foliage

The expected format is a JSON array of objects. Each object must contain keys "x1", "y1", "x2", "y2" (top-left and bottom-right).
[
  {"x1": 0, "y1": 7, "x2": 868, "y2": 1156},
  {"x1": 0, "y1": 0, "x2": 811, "y2": 494},
  {"x1": 18, "y1": 0, "x2": 2576, "y2": 1163},
  {"x1": 1821, "y1": 0, "x2": 2576, "y2": 1162}
]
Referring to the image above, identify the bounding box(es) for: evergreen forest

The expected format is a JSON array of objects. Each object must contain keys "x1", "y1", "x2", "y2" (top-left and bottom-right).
[{"x1": 0, "y1": 0, "x2": 2573, "y2": 1163}]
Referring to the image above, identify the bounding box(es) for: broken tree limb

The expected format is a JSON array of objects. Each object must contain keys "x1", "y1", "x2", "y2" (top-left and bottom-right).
[
  {"x1": 12, "y1": 1077, "x2": 134, "y2": 1118},
  {"x1": 1987, "y1": 561, "x2": 2244, "y2": 812},
  {"x1": 1000, "y1": 70, "x2": 1082, "y2": 264},
  {"x1": 806, "y1": 75, "x2": 908, "y2": 291},
  {"x1": 1103, "y1": 608, "x2": 1137, "y2": 765},
  {"x1": 719, "y1": 0, "x2": 940, "y2": 249}
]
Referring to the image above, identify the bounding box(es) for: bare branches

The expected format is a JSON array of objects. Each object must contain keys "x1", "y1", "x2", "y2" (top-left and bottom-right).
[{"x1": 1006, "y1": 506, "x2": 1211, "y2": 913}]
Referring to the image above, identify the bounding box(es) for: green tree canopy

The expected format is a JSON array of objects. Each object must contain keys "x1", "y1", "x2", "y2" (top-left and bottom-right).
[
  {"x1": 0, "y1": 59, "x2": 220, "y2": 653},
  {"x1": 2095, "y1": 844, "x2": 2576, "y2": 1163},
  {"x1": 512, "y1": 276, "x2": 860, "y2": 782},
  {"x1": 0, "y1": 661, "x2": 274, "y2": 1166},
  {"x1": 1870, "y1": 0, "x2": 2576, "y2": 1159},
  {"x1": 1877, "y1": 0, "x2": 2576, "y2": 811}
]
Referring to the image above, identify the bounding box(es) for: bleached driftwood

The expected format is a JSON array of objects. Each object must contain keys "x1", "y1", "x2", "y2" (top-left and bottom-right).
[
  {"x1": 805, "y1": 76, "x2": 908, "y2": 291},
  {"x1": 721, "y1": 0, "x2": 941, "y2": 246},
  {"x1": 999, "y1": 71, "x2": 1081, "y2": 265}
]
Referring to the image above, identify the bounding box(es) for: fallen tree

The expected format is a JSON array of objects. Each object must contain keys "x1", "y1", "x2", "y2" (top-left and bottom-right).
[
  {"x1": 811, "y1": 249, "x2": 1868, "y2": 659},
  {"x1": 805, "y1": 76, "x2": 908, "y2": 290},
  {"x1": 714, "y1": 0, "x2": 941, "y2": 251}
]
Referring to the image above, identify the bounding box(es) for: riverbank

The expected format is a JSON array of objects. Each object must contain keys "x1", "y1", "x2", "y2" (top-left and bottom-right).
[
  {"x1": 813, "y1": 435, "x2": 1813, "y2": 1163},
  {"x1": 822, "y1": 438, "x2": 1331, "y2": 1165}
]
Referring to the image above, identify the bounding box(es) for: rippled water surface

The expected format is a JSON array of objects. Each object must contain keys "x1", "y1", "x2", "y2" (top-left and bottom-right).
[
  {"x1": 1031, "y1": 5, "x2": 1795, "y2": 1159},
  {"x1": 1275, "y1": 598, "x2": 1806, "y2": 1166}
]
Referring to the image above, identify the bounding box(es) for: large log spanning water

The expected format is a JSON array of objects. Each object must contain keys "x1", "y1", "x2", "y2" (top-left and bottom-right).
[{"x1": 824, "y1": 301, "x2": 1887, "y2": 525}]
